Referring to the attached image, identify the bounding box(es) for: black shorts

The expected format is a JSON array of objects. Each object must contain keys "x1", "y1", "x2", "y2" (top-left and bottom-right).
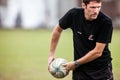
[{"x1": 72, "y1": 63, "x2": 113, "y2": 80}]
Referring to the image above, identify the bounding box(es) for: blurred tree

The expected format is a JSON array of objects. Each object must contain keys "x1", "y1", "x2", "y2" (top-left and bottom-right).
[
  {"x1": 0, "y1": 0, "x2": 7, "y2": 6},
  {"x1": 102, "y1": 0, "x2": 120, "y2": 20}
]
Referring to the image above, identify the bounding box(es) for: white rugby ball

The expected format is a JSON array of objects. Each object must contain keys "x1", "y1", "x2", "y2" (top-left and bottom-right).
[{"x1": 49, "y1": 58, "x2": 68, "y2": 78}]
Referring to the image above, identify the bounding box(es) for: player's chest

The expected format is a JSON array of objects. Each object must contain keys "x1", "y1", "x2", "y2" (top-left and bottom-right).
[{"x1": 73, "y1": 21, "x2": 99, "y2": 41}]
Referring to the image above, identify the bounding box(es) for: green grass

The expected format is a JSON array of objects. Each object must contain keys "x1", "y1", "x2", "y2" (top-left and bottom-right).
[
  {"x1": 0, "y1": 29, "x2": 119, "y2": 80},
  {"x1": 110, "y1": 29, "x2": 120, "y2": 80}
]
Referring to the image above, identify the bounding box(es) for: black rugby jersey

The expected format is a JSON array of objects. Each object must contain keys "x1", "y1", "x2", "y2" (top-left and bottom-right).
[{"x1": 59, "y1": 8, "x2": 113, "y2": 69}]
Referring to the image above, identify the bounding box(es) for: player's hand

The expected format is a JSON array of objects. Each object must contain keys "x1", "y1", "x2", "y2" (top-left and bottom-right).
[
  {"x1": 63, "y1": 61, "x2": 76, "y2": 71},
  {"x1": 48, "y1": 55, "x2": 55, "y2": 71}
]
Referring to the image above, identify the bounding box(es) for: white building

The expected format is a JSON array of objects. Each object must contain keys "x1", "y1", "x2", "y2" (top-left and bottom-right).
[
  {"x1": 0, "y1": 0, "x2": 77, "y2": 29},
  {"x1": 2, "y1": 0, "x2": 46, "y2": 29}
]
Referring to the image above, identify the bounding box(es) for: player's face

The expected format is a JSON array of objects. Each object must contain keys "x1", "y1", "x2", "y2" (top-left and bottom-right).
[{"x1": 82, "y1": 1, "x2": 101, "y2": 21}]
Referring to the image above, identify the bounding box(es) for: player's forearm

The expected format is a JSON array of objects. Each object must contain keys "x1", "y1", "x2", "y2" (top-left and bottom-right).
[
  {"x1": 77, "y1": 42, "x2": 106, "y2": 65},
  {"x1": 49, "y1": 25, "x2": 63, "y2": 56},
  {"x1": 77, "y1": 49, "x2": 102, "y2": 65}
]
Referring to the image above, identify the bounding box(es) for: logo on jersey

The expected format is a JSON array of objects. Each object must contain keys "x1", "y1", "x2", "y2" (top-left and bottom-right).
[
  {"x1": 77, "y1": 31, "x2": 82, "y2": 35},
  {"x1": 88, "y1": 34, "x2": 94, "y2": 40}
]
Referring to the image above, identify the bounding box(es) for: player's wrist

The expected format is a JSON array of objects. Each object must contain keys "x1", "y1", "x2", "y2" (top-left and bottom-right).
[{"x1": 74, "y1": 60, "x2": 80, "y2": 68}]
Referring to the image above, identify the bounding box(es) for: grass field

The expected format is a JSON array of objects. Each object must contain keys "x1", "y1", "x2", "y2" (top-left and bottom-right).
[{"x1": 0, "y1": 29, "x2": 119, "y2": 80}]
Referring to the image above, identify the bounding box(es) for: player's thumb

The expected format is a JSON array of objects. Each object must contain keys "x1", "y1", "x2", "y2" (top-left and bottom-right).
[{"x1": 62, "y1": 63, "x2": 67, "y2": 67}]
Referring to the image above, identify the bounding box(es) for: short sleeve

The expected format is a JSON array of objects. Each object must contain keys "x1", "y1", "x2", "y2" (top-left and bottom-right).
[
  {"x1": 59, "y1": 8, "x2": 74, "y2": 29},
  {"x1": 96, "y1": 20, "x2": 113, "y2": 43}
]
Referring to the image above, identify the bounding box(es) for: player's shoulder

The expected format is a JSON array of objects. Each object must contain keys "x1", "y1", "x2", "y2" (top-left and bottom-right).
[
  {"x1": 69, "y1": 7, "x2": 83, "y2": 12},
  {"x1": 99, "y1": 12, "x2": 112, "y2": 23},
  {"x1": 68, "y1": 7, "x2": 83, "y2": 14}
]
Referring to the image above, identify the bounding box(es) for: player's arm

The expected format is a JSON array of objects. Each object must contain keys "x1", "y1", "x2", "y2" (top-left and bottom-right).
[
  {"x1": 77, "y1": 42, "x2": 106, "y2": 64},
  {"x1": 48, "y1": 24, "x2": 63, "y2": 66},
  {"x1": 64, "y1": 42, "x2": 106, "y2": 70}
]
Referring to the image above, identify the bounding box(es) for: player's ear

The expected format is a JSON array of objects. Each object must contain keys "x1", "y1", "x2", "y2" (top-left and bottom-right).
[{"x1": 82, "y1": 3, "x2": 86, "y2": 9}]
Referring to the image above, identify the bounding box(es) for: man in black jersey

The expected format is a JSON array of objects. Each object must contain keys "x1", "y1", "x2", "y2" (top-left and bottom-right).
[{"x1": 48, "y1": 0, "x2": 113, "y2": 80}]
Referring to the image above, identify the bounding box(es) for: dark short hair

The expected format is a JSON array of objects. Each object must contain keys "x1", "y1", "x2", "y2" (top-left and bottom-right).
[{"x1": 82, "y1": 0, "x2": 102, "y2": 5}]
